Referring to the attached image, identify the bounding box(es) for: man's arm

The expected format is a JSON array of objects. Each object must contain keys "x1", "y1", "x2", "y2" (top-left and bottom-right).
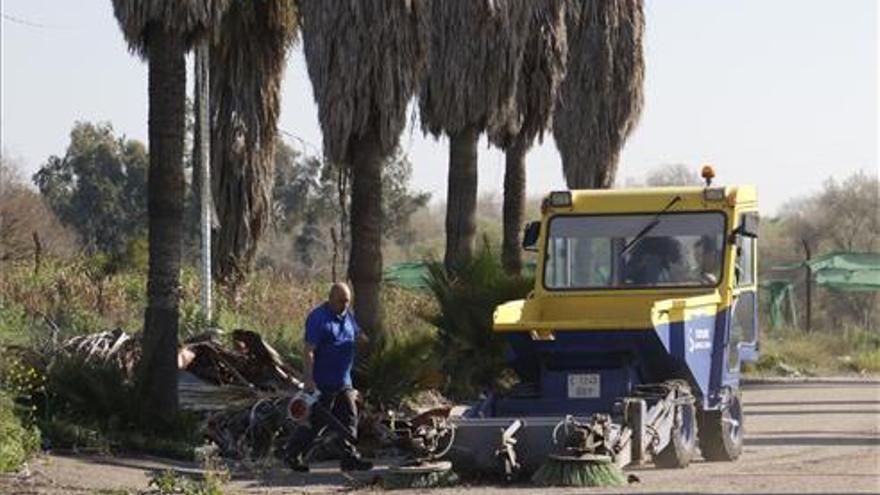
[
  {"x1": 303, "y1": 312, "x2": 322, "y2": 394},
  {"x1": 303, "y1": 342, "x2": 316, "y2": 393}
]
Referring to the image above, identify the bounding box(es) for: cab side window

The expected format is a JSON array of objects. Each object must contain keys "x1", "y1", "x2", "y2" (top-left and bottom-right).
[
  {"x1": 735, "y1": 212, "x2": 757, "y2": 287},
  {"x1": 736, "y1": 237, "x2": 755, "y2": 287},
  {"x1": 729, "y1": 292, "x2": 757, "y2": 370}
]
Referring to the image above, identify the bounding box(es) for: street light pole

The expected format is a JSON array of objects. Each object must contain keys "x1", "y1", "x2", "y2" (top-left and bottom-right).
[{"x1": 195, "y1": 40, "x2": 212, "y2": 321}]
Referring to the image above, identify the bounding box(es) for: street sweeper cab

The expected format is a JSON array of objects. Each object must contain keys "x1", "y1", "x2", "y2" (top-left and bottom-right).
[{"x1": 446, "y1": 167, "x2": 760, "y2": 480}]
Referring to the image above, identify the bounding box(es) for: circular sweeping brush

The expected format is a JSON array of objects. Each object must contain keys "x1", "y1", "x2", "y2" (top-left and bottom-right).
[
  {"x1": 383, "y1": 460, "x2": 459, "y2": 490},
  {"x1": 531, "y1": 453, "x2": 626, "y2": 487}
]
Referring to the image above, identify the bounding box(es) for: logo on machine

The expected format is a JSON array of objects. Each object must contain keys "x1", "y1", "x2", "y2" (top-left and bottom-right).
[{"x1": 688, "y1": 327, "x2": 712, "y2": 353}]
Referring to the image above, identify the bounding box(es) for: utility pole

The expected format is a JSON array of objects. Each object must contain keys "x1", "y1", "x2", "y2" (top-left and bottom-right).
[
  {"x1": 802, "y1": 239, "x2": 812, "y2": 333},
  {"x1": 195, "y1": 40, "x2": 213, "y2": 321}
]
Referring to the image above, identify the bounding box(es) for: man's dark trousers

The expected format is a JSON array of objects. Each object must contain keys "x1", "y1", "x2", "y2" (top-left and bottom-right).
[{"x1": 285, "y1": 387, "x2": 359, "y2": 462}]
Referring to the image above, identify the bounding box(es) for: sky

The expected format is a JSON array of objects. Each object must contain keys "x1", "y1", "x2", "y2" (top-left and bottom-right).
[{"x1": 1, "y1": 0, "x2": 877, "y2": 216}]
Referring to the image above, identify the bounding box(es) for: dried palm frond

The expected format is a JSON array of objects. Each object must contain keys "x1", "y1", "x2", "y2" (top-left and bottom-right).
[
  {"x1": 489, "y1": 0, "x2": 568, "y2": 149},
  {"x1": 110, "y1": 0, "x2": 230, "y2": 57},
  {"x1": 210, "y1": 0, "x2": 299, "y2": 286},
  {"x1": 300, "y1": 0, "x2": 426, "y2": 336},
  {"x1": 301, "y1": 0, "x2": 426, "y2": 163},
  {"x1": 419, "y1": 0, "x2": 531, "y2": 138},
  {"x1": 553, "y1": 0, "x2": 645, "y2": 189}
]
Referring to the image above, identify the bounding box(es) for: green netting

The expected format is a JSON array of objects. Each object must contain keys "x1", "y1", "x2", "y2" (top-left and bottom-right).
[
  {"x1": 760, "y1": 280, "x2": 798, "y2": 328},
  {"x1": 384, "y1": 261, "x2": 433, "y2": 291},
  {"x1": 770, "y1": 252, "x2": 880, "y2": 292},
  {"x1": 814, "y1": 268, "x2": 880, "y2": 291},
  {"x1": 384, "y1": 260, "x2": 536, "y2": 291}
]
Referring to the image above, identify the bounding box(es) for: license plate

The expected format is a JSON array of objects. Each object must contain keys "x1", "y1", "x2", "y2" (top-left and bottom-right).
[{"x1": 567, "y1": 373, "x2": 600, "y2": 398}]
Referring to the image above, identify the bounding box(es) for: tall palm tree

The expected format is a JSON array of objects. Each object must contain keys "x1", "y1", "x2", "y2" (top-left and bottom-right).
[
  {"x1": 210, "y1": 0, "x2": 299, "y2": 291},
  {"x1": 110, "y1": 0, "x2": 228, "y2": 424},
  {"x1": 419, "y1": 0, "x2": 531, "y2": 273},
  {"x1": 489, "y1": 0, "x2": 568, "y2": 274},
  {"x1": 300, "y1": 0, "x2": 425, "y2": 338},
  {"x1": 553, "y1": 0, "x2": 645, "y2": 189}
]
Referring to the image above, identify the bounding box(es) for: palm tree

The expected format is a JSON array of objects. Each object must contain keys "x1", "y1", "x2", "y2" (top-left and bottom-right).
[
  {"x1": 489, "y1": 0, "x2": 568, "y2": 274},
  {"x1": 210, "y1": 0, "x2": 299, "y2": 291},
  {"x1": 419, "y1": 0, "x2": 531, "y2": 272},
  {"x1": 300, "y1": 0, "x2": 425, "y2": 338},
  {"x1": 110, "y1": 0, "x2": 228, "y2": 424},
  {"x1": 553, "y1": 0, "x2": 645, "y2": 188}
]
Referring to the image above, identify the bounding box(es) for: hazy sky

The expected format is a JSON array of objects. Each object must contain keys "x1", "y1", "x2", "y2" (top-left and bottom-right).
[{"x1": 1, "y1": 0, "x2": 877, "y2": 215}]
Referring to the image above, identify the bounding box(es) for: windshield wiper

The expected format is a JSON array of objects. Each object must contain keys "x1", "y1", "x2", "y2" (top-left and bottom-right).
[{"x1": 619, "y1": 195, "x2": 682, "y2": 258}]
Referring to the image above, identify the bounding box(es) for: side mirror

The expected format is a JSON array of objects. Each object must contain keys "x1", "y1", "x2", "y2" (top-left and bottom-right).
[
  {"x1": 522, "y1": 221, "x2": 541, "y2": 251},
  {"x1": 736, "y1": 213, "x2": 759, "y2": 238}
]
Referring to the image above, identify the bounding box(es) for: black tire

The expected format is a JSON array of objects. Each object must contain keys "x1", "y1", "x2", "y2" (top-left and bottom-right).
[
  {"x1": 653, "y1": 402, "x2": 698, "y2": 469},
  {"x1": 699, "y1": 391, "x2": 744, "y2": 461}
]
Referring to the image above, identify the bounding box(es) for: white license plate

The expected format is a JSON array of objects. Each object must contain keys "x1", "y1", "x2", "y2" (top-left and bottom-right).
[{"x1": 567, "y1": 374, "x2": 600, "y2": 398}]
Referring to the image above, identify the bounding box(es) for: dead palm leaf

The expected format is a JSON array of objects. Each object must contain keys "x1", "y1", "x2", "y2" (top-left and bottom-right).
[
  {"x1": 210, "y1": 0, "x2": 299, "y2": 288},
  {"x1": 553, "y1": 0, "x2": 645, "y2": 189}
]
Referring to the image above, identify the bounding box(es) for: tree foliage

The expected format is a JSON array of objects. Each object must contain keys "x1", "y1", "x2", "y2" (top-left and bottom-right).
[
  {"x1": 33, "y1": 122, "x2": 148, "y2": 255},
  {"x1": 1, "y1": 154, "x2": 75, "y2": 263},
  {"x1": 645, "y1": 163, "x2": 701, "y2": 187},
  {"x1": 772, "y1": 171, "x2": 880, "y2": 331},
  {"x1": 263, "y1": 140, "x2": 430, "y2": 277}
]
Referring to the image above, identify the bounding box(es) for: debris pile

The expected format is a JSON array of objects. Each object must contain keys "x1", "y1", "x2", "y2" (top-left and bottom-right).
[
  {"x1": 58, "y1": 328, "x2": 304, "y2": 461},
  {"x1": 52, "y1": 328, "x2": 452, "y2": 465}
]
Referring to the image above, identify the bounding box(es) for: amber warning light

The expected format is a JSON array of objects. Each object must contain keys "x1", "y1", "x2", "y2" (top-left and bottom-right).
[{"x1": 701, "y1": 165, "x2": 716, "y2": 186}]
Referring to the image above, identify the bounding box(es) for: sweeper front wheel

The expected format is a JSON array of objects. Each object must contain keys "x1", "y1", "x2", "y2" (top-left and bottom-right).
[
  {"x1": 653, "y1": 402, "x2": 698, "y2": 468},
  {"x1": 699, "y1": 391, "x2": 744, "y2": 461}
]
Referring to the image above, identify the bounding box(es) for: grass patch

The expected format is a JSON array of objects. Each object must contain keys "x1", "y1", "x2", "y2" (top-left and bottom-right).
[
  {"x1": 0, "y1": 390, "x2": 40, "y2": 473},
  {"x1": 745, "y1": 327, "x2": 880, "y2": 376}
]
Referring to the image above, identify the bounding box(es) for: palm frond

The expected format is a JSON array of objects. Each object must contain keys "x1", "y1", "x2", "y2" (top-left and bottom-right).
[
  {"x1": 553, "y1": 0, "x2": 645, "y2": 188},
  {"x1": 300, "y1": 0, "x2": 425, "y2": 164},
  {"x1": 211, "y1": 0, "x2": 299, "y2": 286},
  {"x1": 489, "y1": 0, "x2": 568, "y2": 149},
  {"x1": 111, "y1": 0, "x2": 231, "y2": 57},
  {"x1": 423, "y1": 245, "x2": 533, "y2": 399},
  {"x1": 419, "y1": 0, "x2": 532, "y2": 138},
  {"x1": 356, "y1": 328, "x2": 438, "y2": 410}
]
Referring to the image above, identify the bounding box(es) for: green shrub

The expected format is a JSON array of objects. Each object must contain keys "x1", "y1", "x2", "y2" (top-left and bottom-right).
[
  {"x1": 424, "y1": 245, "x2": 533, "y2": 399},
  {"x1": 44, "y1": 355, "x2": 137, "y2": 427},
  {"x1": 0, "y1": 390, "x2": 40, "y2": 473},
  {"x1": 357, "y1": 327, "x2": 439, "y2": 410}
]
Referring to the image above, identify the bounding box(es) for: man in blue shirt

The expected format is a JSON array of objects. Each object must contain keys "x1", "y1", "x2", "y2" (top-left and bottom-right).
[{"x1": 284, "y1": 282, "x2": 372, "y2": 472}]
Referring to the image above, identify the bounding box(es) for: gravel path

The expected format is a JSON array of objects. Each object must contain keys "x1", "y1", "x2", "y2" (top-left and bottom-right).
[{"x1": 3, "y1": 380, "x2": 878, "y2": 494}]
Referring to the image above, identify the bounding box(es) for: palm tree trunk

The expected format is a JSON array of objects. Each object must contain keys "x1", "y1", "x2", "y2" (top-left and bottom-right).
[
  {"x1": 502, "y1": 136, "x2": 529, "y2": 275},
  {"x1": 444, "y1": 125, "x2": 479, "y2": 272},
  {"x1": 348, "y1": 127, "x2": 383, "y2": 341},
  {"x1": 139, "y1": 25, "x2": 186, "y2": 426}
]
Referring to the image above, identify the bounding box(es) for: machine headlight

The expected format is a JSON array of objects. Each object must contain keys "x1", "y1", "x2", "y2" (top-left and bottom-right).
[
  {"x1": 703, "y1": 187, "x2": 725, "y2": 201},
  {"x1": 548, "y1": 191, "x2": 572, "y2": 208}
]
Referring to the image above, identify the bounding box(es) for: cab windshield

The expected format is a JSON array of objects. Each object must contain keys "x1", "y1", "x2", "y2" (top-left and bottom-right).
[{"x1": 543, "y1": 212, "x2": 726, "y2": 289}]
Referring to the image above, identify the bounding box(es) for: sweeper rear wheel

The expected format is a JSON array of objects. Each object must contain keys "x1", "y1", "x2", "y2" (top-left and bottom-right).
[
  {"x1": 699, "y1": 390, "x2": 744, "y2": 461},
  {"x1": 653, "y1": 402, "x2": 698, "y2": 468}
]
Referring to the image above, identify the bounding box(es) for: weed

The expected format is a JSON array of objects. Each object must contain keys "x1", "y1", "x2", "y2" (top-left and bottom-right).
[
  {"x1": 0, "y1": 390, "x2": 41, "y2": 473},
  {"x1": 146, "y1": 444, "x2": 228, "y2": 495}
]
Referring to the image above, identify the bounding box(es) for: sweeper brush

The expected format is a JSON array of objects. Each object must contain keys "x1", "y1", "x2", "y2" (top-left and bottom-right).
[
  {"x1": 531, "y1": 454, "x2": 626, "y2": 487},
  {"x1": 382, "y1": 409, "x2": 459, "y2": 489},
  {"x1": 440, "y1": 175, "x2": 759, "y2": 484},
  {"x1": 384, "y1": 461, "x2": 459, "y2": 490}
]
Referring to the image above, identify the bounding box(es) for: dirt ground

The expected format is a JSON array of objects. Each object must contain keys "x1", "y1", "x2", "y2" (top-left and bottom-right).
[{"x1": 2, "y1": 379, "x2": 878, "y2": 495}]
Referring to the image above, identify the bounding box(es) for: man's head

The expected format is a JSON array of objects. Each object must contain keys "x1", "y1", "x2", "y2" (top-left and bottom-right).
[
  {"x1": 696, "y1": 236, "x2": 719, "y2": 274},
  {"x1": 327, "y1": 282, "x2": 352, "y2": 316}
]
